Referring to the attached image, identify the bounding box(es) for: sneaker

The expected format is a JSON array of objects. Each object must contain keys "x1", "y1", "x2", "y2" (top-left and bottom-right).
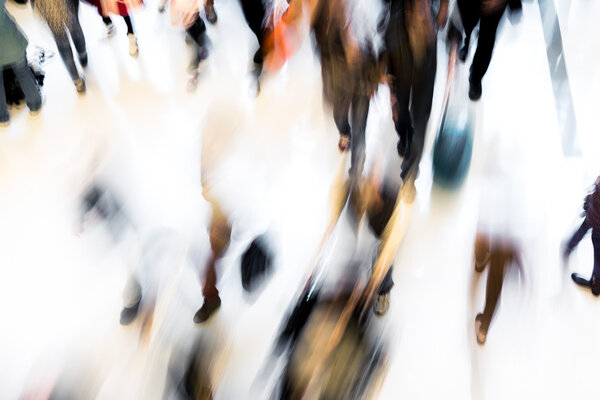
[
  {"x1": 120, "y1": 298, "x2": 141, "y2": 325},
  {"x1": 74, "y1": 78, "x2": 86, "y2": 94},
  {"x1": 475, "y1": 313, "x2": 487, "y2": 345},
  {"x1": 187, "y1": 71, "x2": 199, "y2": 92},
  {"x1": 205, "y1": 3, "x2": 217, "y2": 24},
  {"x1": 79, "y1": 51, "x2": 88, "y2": 68},
  {"x1": 128, "y1": 34, "x2": 139, "y2": 57},
  {"x1": 193, "y1": 297, "x2": 221, "y2": 323},
  {"x1": 373, "y1": 293, "x2": 390, "y2": 316},
  {"x1": 158, "y1": 1, "x2": 167, "y2": 12},
  {"x1": 105, "y1": 22, "x2": 116, "y2": 38},
  {"x1": 469, "y1": 78, "x2": 482, "y2": 101}
]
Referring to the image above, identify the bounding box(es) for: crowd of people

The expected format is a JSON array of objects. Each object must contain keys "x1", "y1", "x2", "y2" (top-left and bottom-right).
[{"x1": 2, "y1": 0, "x2": 598, "y2": 397}]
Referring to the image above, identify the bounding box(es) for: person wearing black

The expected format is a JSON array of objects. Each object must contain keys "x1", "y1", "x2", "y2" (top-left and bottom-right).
[
  {"x1": 564, "y1": 176, "x2": 600, "y2": 295},
  {"x1": 457, "y1": 0, "x2": 521, "y2": 100},
  {"x1": 382, "y1": 0, "x2": 447, "y2": 200}
]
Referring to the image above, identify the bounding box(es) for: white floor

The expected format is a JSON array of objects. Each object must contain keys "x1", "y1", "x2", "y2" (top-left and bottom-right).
[{"x1": 1, "y1": 0, "x2": 600, "y2": 399}]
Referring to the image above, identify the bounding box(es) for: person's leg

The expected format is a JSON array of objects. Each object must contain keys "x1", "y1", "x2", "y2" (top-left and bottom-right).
[
  {"x1": 386, "y1": 14, "x2": 413, "y2": 160},
  {"x1": 332, "y1": 92, "x2": 351, "y2": 151},
  {"x1": 565, "y1": 219, "x2": 591, "y2": 256},
  {"x1": 12, "y1": 57, "x2": 42, "y2": 112},
  {"x1": 123, "y1": 15, "x2": 134, "y2": 35},
  {"x1": 474, "y1": 232, "x2": 490, "y2": 272},
  {"x1": 51, "y1": 26, "x2": 85, "y2": 92},
  {"x1": 476, "y1": 247, "x2": 507, "y2": 344},
  {"x1": 401, "y1": 43, "x2": 436, "y2": 184},
  {"x1": 348, "y1": 92, "x2": 370, "y2": 181},
  {"x1": 195, "y1": 201, "x2": 231, "y2": 323},
  {"x1": 67, "y1": 7, "x2": 88, "y2": 67},
  {"x1": 457, "y1": 0, "x2": 480, "y2": 61},
  {"x1": 590, "y1": 229, "x2": 600, "y2": 295},
  {"x1": 186, "y1": 17, "x2": 209, "y2": 71},
  {"x1": 469, "y1": 9, "x2": 502, "y2": 100},
  {"x1": 204, "y1": 0, "x2": 217, "y2": 24},
  {"x1": 240, "y1": 0, "x2": 267, "y2": 64},
  {"x1": 0, "y1": 67, "x2": 9, "y2": 123}
]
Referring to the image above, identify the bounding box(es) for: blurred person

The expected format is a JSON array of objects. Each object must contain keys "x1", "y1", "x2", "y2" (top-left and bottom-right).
[
  {"x1": 563, "y1": 176, "x2": 600, "y2": 295},
  {"x1": 162, "y1": 0, "x2": 211, "y2": 90},
  {"x1": 1, "y1": 0, "x2": 42, "y2": 124},
  {"x1": 32, "y1": 0, "x2": 88, "y2": 93},
  {"x1": 82, "y1": 0, "x2": 142, "y2": 57},
  {"x1": 456, "y1": 0, "x2": 522, "y2": 100},
  {"x1": 379, "y1": 0, "x2": 448, "y2": 201},
  {"x1": 472, "y1": 233, "x2": 522, "y2": 344}
]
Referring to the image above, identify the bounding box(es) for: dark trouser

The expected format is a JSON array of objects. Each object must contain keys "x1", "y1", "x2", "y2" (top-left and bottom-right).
[
  {"x1": 457, "y1": 0, "x2": 503, "y2": 83},
  {"x1": 385, "y1": 11, "x2": 437, "y2": 181},
  {"x1": 239, "y1": 0, "x2": 269, "y2": 64},
  {"x1": 1, "y1": 58, "x2": 42, "y2": 120},
  {"x1": 50, "y1": 4, "x2": 86, "y2": 82},
  {"x1": 186, "y1": 16, "x2": 208, "y2": 69},
  {"x1": 567, "y1": 219, "x2": 600, "y2": 280}
]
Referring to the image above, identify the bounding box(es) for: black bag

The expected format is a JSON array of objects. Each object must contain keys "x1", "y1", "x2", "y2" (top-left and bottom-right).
[{"x1": 240, "y1": 236, "x2": 273, "y2": 293}]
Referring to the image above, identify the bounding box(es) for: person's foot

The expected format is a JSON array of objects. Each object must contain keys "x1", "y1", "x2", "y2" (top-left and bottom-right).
[
  {"x1": 469, "y1": 77, "x2": 482, "y2": 101},
  {"x1": 458, "y1": 44, "x2": 468, "y2": 62},
  {"x1": 128, "y1": 34, "x2": 139, "y2": 57},
  {"x1": 475, "y1": 313, "x2": 487, "y2": 345},
  {"x1": 105, "y1": 22, "x2": 116, "y2": 38},
  {"x1": 373, "y1": 293, "x2": 390, "y2": 316},
  {"x1": 120, "y1": 298, "x2": 141, "y2": 325},
  {"x1": 338, "y1": 134, "x2": 350, "y2": 152},
  {"x1": 253, "y1": 48, "x2": 263, "y2": 65},
  {"x1": 74, "y1": 77, "x2": 86, "y2": 94},
  {"x1": 193, "y1": 297, "x2": 221, "y2": 323},
  {"x1": 592, "y1": 275, "x2": 600, "y2": 296},
  {"x1": 79, "y1": 51, "x2": 88, "y2": 68},
  {"x1": 205, "y1": 3, "x2": 217, "y2": 24},
  {"x1": 158, "y1": 1, "x2": 167, "y2": 12},
  {"x1": 397, "y1": 136, "x2": 408, "y2": 158}
]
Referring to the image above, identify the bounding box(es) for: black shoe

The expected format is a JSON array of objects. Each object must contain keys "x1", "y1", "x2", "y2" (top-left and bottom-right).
[
  {"x1": 193, "y1": 297, "x2": 221, "y2": 323},
  {"x1": 253, "y1": 48, "x2": 263, "y2": 65},
  {"x1": 205, "y1": 3, "x2": 217, "y2": 24},
  {"x1": 120, "y1": 299, "x2": 141, "y2": 325},
  {"x1": 458, "y1": 44, "x2": 468, "y2": 62},
  {"x1": 79, "y1": 51, "x2": 88, "y2": 68},
  {"x1": 469, "y1": 78, "x2": 482, "y2": 101}
]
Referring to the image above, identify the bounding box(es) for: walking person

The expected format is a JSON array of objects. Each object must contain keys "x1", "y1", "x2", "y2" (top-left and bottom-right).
[
  {"x1": 564, "y1": 176, "x2": 600, "y2": 295},
  {"x1": 1, "y1": 0, "x2": 42, "y2": 124},
  {"x1": 83, "y1": 0, "x2": 143, "y2": 57},
  {"x1": 32, "y1": 0, "x2": 88, "y2": 93},
  {"x1": 456, "y1": 0, "x2": 522, "y2": 100}
]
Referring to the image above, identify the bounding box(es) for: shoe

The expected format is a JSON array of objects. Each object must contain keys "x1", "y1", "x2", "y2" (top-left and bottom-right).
[
  {"x1": 158, "y1": 1, "x2": 167, "y2": 12},
  {"x1": 193, "y1": 297, "x2": 221, "y2": 323},
  {"x1": 187, "y1": 71, "x2": 200, "y2": 92},
  {"x1": 469, "y1": 78, "x2": 482, "y2": 101},
  {"x1": 79, "y1": 51, "x2": 88, "y2": 68},
  {"x1": 105, "y1": 22, "x2": 116, "y2": 38},
  {"x1": 128, "y1": 34, "x2": 139, "y2": 57},
  {"x1": 74, "y1": 78, "x2": 86, "y2": 94},
  {"x1": 373, "y1": 293, "x2": 390, "y2": 316},
  {"x1": 592, "y1": 275, "x2": 600, "y2": 296},
  {"x1": 120, "y1": 298, "x2": 141, "y2": 325},
  {"x1": 338, "y1": 134, "x2": 350, "y2": 152},
  {"x1": 475, "y1": 313, "x2": 487, "y2": 345},
  {"x1": 205, "y1": 3, "x2": 217, "y2": 24},
  {"x1": 253, "y1": 48, "x2": 263, "y2": 65}
]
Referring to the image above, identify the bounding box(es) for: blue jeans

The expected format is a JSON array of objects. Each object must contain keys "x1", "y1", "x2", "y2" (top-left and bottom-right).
[{"x1": 1, "y1": 57, "x2": 42, "y2": 121}]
